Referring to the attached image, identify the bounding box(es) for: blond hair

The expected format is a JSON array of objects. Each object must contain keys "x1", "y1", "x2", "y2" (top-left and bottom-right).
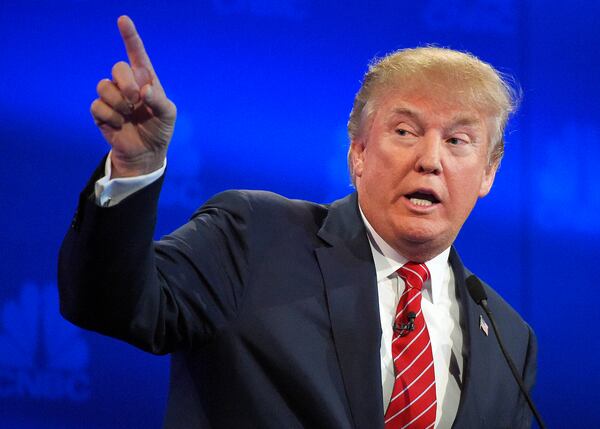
[{"x1": 347, "y1": 47, "x2": 520, "y2": 179}]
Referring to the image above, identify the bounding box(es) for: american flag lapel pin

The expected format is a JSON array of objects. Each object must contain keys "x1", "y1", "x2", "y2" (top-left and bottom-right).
[{"x1": 479, "y1": 315, "x2": 489, "y2": 336}]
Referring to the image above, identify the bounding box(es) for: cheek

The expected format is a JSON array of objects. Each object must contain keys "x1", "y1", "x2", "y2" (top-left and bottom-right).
[
  {"x1": 448, "y1": 170, "x2": 486, "y2": 211},
  {"x1": 357, "y1": 151, "x2": 397, "y2": 207},
  {"x1": 367, "y1": 144, "x2": 411, "y2": 181}
]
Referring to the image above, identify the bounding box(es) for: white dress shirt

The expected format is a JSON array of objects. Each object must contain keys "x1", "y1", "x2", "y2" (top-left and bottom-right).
[
  {"x1": 96, "y1": 154, "x2": 463, "y2": 428},
  {"x1": 360, "y1": 212, "x2": 464, "y2": 429},
  {"x1": 94, "y1": 154, "x2": 166, "y2": 207}
]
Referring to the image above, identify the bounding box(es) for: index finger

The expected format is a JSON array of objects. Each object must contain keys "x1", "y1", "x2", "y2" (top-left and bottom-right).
[{"x1": 117, "y1": 16, "x2": 155, "y2": 75}]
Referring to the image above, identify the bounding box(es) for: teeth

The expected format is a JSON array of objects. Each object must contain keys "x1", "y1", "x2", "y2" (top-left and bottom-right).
[{"x1": 410, "y1": 198, "x2": 433, "y2": 207}]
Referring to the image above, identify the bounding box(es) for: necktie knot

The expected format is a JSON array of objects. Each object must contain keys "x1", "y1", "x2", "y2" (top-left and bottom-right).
[{"x1": 397, "y1": 262, "x2": 430, "y2": 291}]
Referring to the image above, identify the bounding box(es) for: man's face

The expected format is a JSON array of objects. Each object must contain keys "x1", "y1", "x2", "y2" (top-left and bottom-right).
[{"x1": 351, "y1": 88, "x2": 498, "y2": 261}]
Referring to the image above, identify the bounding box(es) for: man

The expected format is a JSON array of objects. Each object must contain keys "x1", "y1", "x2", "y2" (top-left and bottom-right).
[{"x1": 59, "y1": 15, "x2": 536, "y2": 429}]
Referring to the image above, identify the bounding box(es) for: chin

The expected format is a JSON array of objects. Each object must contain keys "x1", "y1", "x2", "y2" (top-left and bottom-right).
[
  {"x1": 393, "y1": 222, "x2": 453, "y2": 260},
  {"x1": 396, "y1": 221, "x2": 442, "y2": 244}
]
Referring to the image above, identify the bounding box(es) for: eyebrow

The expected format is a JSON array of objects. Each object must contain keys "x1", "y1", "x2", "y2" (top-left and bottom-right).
[
  {"x1": 390, "y1": 107, "x2": 419, "y2": 121},
  {"x1": 390, "y1": 107, "x2": 483, "y2": 130}
]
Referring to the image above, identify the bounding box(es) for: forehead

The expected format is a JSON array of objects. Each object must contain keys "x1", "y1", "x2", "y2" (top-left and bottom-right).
[
  {"x1": 371, "y1": 69, "x2": 500, "y2": 117},
  {"x1": 374, "y1": 89, "x2": 491, "y2": 129}
]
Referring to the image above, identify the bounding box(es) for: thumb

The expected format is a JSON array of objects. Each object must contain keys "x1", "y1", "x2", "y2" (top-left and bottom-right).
[
  {"x1": 141, "y1": 83, "x2": 176, "y2": 119},
  {"x1": 133, "y1": 67, "x2": 153, "y2": 88}
]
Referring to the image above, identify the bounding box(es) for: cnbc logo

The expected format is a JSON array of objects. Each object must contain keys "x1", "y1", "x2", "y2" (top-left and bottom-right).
[{"x1": 0, "y1": 283, "x2": 91, "y2": 401}]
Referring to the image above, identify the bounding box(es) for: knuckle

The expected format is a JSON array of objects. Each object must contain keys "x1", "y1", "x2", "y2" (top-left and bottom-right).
[
  {"x1": 90, "y1": 99, "x2": 101, "y2": 114},
  {"x1": 90, "y1": 101, "x2": 105, "y2": 125},
  {"x1": 115, "y1": 99, "x2": 133, "y2": 115},
  {"x1": 96, "y1": 79, "x2": 112, "y2": 95},
  {"x1": 111, "y1": 111, "x2": 124, "y2": 126},
  {"x1": 121, "y1": 85, "x2": 137, "y2": 97},
  {"x1": 111, "y1": 61, "x2": 129, "y2": 75}
]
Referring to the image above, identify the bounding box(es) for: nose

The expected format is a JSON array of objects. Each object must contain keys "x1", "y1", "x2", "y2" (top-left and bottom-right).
[{"x1": 415, "y1": 132, "x2": 443, "y2": 175}]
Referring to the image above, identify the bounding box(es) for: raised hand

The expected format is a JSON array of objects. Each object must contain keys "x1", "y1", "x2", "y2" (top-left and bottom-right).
[{"x1": 91, "y1": 16, "x2": 176, "y2": 178}]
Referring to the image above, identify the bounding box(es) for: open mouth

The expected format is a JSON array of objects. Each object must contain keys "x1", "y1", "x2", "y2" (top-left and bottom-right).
[{"x1": 404, "y1": 191, "x2": 441, "y2": 207}]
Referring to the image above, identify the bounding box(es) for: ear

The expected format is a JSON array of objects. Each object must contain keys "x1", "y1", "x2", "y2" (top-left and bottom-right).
[
  {"x1": 478, "y1": 160, "x2": 499, "y2": 198},
  {"x1": 350, "y1": 139, "x2": 366, "y2": 178}
]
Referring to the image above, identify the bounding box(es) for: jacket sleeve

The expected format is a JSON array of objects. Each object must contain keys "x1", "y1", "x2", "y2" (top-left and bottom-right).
[{"x1": 58, "y1": 159, "x2": 252, "y2": 354}]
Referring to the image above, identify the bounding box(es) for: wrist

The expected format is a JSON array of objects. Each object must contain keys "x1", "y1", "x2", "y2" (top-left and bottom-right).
[{"x1": 110, "y1": 151, "x2": 166, "y2": 178}]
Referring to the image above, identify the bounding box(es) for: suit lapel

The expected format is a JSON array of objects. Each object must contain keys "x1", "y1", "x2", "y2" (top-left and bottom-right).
[
  {"x1": 315, "y1": 193, "x2": 384, "y2": 429},
  {"x1": 315, "y1": 196, "x2": 495, "y2": 428},
  {"x1": 450, "y1": 248, "x2": 488, "y2": 428}
]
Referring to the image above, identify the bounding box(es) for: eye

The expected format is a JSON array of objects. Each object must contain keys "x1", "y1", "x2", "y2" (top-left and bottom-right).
[
  {"x1": 395, "y1": 128, "x2": 412, "y2": 137},
  {"x1": 447, "y1": 135, "x2": 470, "y2": 145}
]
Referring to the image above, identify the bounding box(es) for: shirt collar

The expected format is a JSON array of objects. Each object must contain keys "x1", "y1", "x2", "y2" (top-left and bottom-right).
[{"x1": 359, "y1": 207, "x2": 451, "y2": 303}]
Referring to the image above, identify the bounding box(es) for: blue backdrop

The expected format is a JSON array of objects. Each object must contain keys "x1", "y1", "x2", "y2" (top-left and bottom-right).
[{"x1": 1, "y1": 0, "x2": 598, "y2": 427}]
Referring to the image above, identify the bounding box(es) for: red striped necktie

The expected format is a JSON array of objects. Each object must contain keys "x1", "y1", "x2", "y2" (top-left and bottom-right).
[{"x1": 384, "y1": 262, "x2": 437, "y2": 429}]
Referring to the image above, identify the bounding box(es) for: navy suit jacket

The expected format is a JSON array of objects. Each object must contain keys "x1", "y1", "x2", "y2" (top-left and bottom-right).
[{"x1": 58, "y1": 161, "x2": 537, "y2": 428}]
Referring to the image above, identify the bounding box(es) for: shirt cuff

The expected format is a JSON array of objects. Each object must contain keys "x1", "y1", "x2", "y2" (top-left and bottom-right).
[{"x1": 94, "y1": 154, "x2": 167, "y2": 207}]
